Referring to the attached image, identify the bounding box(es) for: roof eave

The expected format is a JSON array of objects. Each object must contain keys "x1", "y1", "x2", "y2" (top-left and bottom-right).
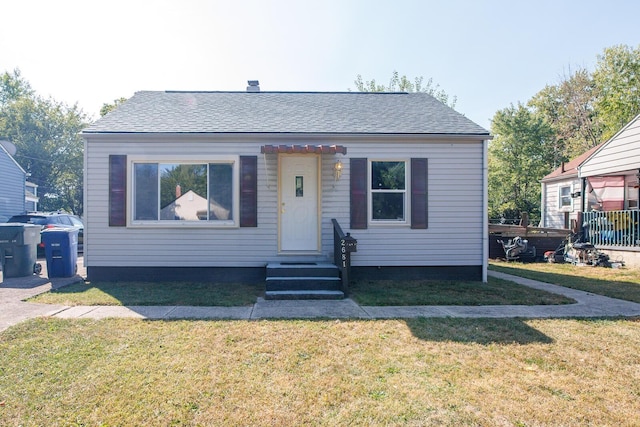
[{"x1": 81, "y1": 130, "x2": 491, "y2": 140}]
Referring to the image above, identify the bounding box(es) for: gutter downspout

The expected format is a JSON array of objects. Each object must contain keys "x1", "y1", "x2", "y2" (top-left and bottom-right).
[
  {"x1": 482, "y1": 139, "x2": 489, "y2": 283},
  {"x1": 540, "y1": 181, "x2": 546, "y2": 227}
]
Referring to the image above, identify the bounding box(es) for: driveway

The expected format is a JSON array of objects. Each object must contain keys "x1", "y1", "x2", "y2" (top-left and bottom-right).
[{"x1": 0, "y1": 256, "x2": 85, "y2": 332}]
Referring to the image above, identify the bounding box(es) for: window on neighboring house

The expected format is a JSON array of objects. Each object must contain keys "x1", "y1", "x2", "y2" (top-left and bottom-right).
[
  {"x1": 370, "y1": 160, "x2": 407, "y2": 222},
  {"x1": 133, "y1": 160, "x2": 235, "y2": 224},
  {"x1": 559, "y1": 185, "x2": 572, "y2": 210},
  {"x1": 626, "y1": 180, "x2": 638, "y2": 209}
]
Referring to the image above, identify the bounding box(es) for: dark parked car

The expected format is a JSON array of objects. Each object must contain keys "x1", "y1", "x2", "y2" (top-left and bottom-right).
[{"x1": 7, "y1": 212, "x2": 83, "y2": 256}]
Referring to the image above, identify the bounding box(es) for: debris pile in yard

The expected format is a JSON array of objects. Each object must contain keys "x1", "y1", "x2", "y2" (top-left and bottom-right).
[
  {"x1": 543, "y1": 234, "x2": 621, "y2": 267},
  {"x1": 498, "y1": 236, "x2": 537, "y2": 262}
]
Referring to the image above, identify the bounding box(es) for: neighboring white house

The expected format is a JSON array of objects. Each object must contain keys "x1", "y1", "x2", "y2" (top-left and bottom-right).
[
  {"x1": 579, "y1": 113, "x2": 640, "y2": 210},
  {"x1": 81, "y1": 87, "x2": 491, "y2": 283},
  {"x1": 577, "y1": 113, "x2": 640, "y2": 267},
  {"x1": 25, "y1": 181, "x2": 39, "y2": 212},
  {"x1": 0, "y1": 140, "x2": 26, "y2": 222},
  {"x1": 540, "y1": 143, "x2": 603, "y2": 229}
]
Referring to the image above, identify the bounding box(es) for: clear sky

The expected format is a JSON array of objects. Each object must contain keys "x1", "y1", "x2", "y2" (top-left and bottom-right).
[{"x1": 1, "y1": 0, "x2": 639, "y2": 129}]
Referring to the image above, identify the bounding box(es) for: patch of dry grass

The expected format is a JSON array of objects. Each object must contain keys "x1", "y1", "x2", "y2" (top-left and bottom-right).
[{"x1": 1, "y1": 317, "x2": 639, "y2": 426}]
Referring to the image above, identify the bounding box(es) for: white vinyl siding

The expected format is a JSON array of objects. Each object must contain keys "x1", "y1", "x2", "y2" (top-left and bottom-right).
[
  {"x1": 84, "y1": 135, "x2": 485, "y2": 268},
  {"x1": 580, "y1": 115, "x2": 640, "y2": 177},
  {"x1": 542, "y1": 179, "x2": 580, "y2": 228}
]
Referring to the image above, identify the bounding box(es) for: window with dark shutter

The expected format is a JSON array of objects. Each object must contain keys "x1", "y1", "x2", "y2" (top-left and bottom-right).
[
  {"x1": 410, "y1": 158, "x2": 428, "y2": 229},
  {"x1": 240, "y1": 156, "x2": 258, "y2": 227},
  {"x1": 109, "y1": 155, "x2": 127, "y2": 227},
  {"x1": 350, "y1": 158, "x2": 367, "y2": 229}
]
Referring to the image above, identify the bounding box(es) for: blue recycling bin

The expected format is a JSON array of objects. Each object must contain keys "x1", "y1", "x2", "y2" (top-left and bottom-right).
[
  {"x1": 0, "y1": 223, "x2": 41, "y2": 278},
  {"x1": 42, "y1": 228, "x2": 78, "y2": 278}
]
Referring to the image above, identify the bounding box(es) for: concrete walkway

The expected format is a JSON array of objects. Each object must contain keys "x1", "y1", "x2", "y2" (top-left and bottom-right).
[{"x1": 2, "y1": 261, "x2": 640, "y2": 332}]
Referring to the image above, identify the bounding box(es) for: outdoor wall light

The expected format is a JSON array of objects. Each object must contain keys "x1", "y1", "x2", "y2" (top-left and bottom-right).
[{"x1": 334, "y1": 160, "x2": 343, "y2": 181}]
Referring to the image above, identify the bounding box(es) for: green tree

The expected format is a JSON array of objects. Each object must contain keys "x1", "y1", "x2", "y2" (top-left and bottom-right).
[
  {"x1": 0, "y1": 69, "x2": 33, "y2": 105},
  {"x1": 593, "y1": 44, "x2": 640, "y2": 139},
  {"x1": 100, "y1": 97, "x2": 128, "y2": 117},
  {"x1": 0, "y1": 70, "x2": 88, "y2": 215},
  {"x1": 488, "y1": 103, "x2": 556, "y2": 223},
  {"x1": 529, "y1": 67, "x2": 603, "y2": 160},
  {"x1": 354, "y1": 70, "x2": 457, "y2": 109}
]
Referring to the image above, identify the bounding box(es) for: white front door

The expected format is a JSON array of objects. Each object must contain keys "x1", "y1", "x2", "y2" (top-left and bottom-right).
[{"x1": 279, "y1": 155, "x2": 320, "y2": 251}]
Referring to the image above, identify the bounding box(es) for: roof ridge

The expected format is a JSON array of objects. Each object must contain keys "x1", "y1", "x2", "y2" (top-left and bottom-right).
[{"x1": 161, "y1": 90, "x2": 411, "y2": 95}]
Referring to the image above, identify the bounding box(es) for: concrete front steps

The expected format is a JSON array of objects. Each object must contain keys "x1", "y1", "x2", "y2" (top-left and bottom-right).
[{"x1": 265, "y1": 262, "x2": 344, "y2": 300}]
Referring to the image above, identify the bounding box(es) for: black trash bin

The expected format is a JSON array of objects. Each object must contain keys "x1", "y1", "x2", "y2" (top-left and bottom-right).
[
  {"x1": 0, "y1": 223, "x2": 42, "y2": 278},
  {"x1": 42, "y1": 228, "x2": 78, "y2": 278}
]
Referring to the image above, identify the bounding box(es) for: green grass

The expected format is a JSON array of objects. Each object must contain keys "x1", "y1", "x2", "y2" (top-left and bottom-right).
[
  {"x1": 29, "y1": 275, "x2": 575, "y2": 307},
  {"x1": 489, "y1": 260, "x2": 640, "y2": 303},
  {"x1": 1, "y1": 317, "x2": 639, "y2": 426},
  {"x1": 29, "y1": 281, "x2": 262, "y2": 306},
  {"x1": 349, "y1": 276, "x2": 574, "y2": 306}
]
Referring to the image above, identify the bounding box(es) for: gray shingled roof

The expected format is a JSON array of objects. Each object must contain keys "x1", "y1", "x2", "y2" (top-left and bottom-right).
[{"x1": 83, "y1": 91, "x2": 489, "y2": 136}]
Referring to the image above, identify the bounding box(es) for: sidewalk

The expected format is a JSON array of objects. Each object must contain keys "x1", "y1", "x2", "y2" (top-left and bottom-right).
[{"x1": 2, "y1": 261, "x2": 640, "y2": 332}]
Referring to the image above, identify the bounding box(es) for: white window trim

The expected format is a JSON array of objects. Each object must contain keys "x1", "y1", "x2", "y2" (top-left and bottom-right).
[
  {"x1": 368, "y1": 159, "x2": 409, "y2": 226},
  {"x1": 128, "y1": 155, "x2": 240, "y2": 228},
  {"x1": 558, "y1": 184, "x2": 573, "y2": 212}
]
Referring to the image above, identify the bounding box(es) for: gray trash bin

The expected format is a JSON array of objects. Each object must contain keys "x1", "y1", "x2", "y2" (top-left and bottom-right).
[{"x1": 0, "y1": 223, "x2": 42, "y2": 278}]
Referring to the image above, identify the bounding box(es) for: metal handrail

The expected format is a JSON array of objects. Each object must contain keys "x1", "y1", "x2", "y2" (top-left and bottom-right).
[
  {"x1": 331, "y1": 219, "x2": 357, "y2": 296},
  {"x1": 582, "y1": 210, "x2": 640, "y2": 248}
]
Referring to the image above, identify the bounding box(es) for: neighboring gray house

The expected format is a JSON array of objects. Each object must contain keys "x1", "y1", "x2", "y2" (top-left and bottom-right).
[
  {"x1": 0, "y1": 141, "x2": 26, "y2": 222},
  {"x1": 81, "y1": 87, "x2": 491, "y2": 284}
]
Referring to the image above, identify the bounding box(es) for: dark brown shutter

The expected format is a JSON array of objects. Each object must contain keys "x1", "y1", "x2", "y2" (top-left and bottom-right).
[
  {"x1": 411, "y1": 158, "x2": 428, "y2": 229},
  {"x1": 240, "y1": 156, "x2": 258, "y2": 227},
  {"x1": 109, "y1": 155, "x2": 127, "y2": 227},
  {"x1": 350, "y1": 158, "x2": 367, "y2": 229}
]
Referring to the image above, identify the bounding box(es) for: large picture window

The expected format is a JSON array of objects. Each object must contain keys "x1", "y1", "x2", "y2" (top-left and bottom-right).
[
  {"x1": 133, "y1": 160, "x2": 235, "y2": 224},
  {"x1": 370, "y1": 160, "x2": 406, "y2": 222}
]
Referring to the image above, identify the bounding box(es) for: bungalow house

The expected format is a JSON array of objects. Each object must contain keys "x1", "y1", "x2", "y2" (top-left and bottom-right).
[
  {"x1": 81, "y1": 84, "x2": 491, "y2": 289},
  {"x1": 0, "y1": 140, "x2": 26, "y2": 222},
  {"x1": 577, "y1": 113, "x2": 640, "y2": 267},
  {"x1": 540, "y1": 143, "x2": 603, "y2": 229}
]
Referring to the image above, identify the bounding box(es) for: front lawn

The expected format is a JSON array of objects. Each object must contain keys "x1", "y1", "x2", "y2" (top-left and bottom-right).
[
  {"x1": 1, "y1": 317, "x2": 638, "y2": 426},
  {"x1": 28, "y1": 275, "x2": 575, "y2": 307},
  {"x1": 349, "y1": 276, "x2": 573, "y2": 306},
  {"x1": 28, "y1": 281, "x2": 262, "y2": 307}
]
